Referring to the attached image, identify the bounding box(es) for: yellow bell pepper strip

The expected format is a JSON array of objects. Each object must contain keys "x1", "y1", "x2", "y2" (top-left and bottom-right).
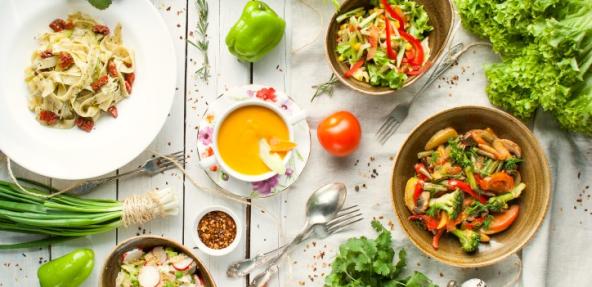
[
  {"x1": 225, "y1": 0, "x2": 286, "y2": 62},
  {"x1": 38, "y1": 248, "x2": 94, "y2": 287}
]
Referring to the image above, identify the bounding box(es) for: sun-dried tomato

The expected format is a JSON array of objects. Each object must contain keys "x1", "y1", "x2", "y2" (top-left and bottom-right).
[
  {"x1": 107, "y1": 61, "x2": 118, "y2": 77},
  {"x1": 93, "y1": 24, "x2": 110, "y2": 35},
  {"x1": 63, "y1": 21, "x2": 74, "y2": 30},
  {"x1": 124, "y1": 73, "x2": 135, "y2": 86},
  {"x1": 91, "y1": 75, "x2": 109, "y2": 91},
  {"x1": 49, "y1": 19, "x2": 66, "y2": 32},
  {"x1": 39, "y1": 110, "x2": 58, "y2": 125},
  {"x1": 107, "y1": 106, "x2": 118, "y2": 118},
  {"x1": 75, "y1": 117, "x2": 94, "y2": 132},
  {"x1": 40, "y1": 50, "x2": 54, "y2": 59},
  {"x1": 58, "y1": 52, "x2": 74, "y2": 70}
]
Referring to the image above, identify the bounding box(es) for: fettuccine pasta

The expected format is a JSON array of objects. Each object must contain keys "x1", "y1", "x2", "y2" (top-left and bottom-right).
[{"x1": 25, "y1": 12, "x2": 135, "y2": 132}]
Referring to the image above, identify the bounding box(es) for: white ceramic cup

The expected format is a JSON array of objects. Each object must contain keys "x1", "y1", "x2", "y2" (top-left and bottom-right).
[
  {"x1": 191, "y1": 205, "x2": 241, "y2": 256},
  {"x1": 199, "y1": 100, "x2": 306, "y2": 182}
]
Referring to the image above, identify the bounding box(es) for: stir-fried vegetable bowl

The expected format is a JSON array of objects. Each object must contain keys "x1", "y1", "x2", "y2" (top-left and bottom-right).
[
  {"x1": 405, "y1": 127, "x2": 524, "y2": 253},
  {"x1": 335, "y1": 0, "x2": 433, "y2": 89}
]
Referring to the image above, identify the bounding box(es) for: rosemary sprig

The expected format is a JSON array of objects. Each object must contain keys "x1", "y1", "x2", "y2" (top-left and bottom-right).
[
  {"x1": 189, "y1": 0, "x2": 210, "y2": 83},
  {"x1": 311, "y1": 74, "x2": 339, "y2": 102}
]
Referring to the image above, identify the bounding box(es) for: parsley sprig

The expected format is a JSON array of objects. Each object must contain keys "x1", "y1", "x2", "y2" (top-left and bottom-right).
[{"x1": 325, "y1": 220, "x2": 437, "y2": 287}]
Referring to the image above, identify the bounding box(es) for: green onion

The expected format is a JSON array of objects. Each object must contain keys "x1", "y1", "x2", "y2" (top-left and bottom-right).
[{"x1": 0, "y1": 179, "x2": 178, "y2": 249}]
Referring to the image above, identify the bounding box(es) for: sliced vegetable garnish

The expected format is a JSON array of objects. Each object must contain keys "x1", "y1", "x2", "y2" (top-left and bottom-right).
[
  {"x1": 344, "y1": 58, "x2": 365, "y2": 78},
  {"x1": 259, "y1": 138, "x2": 286, "y2": 174},
  {"x1": 268, "y1": 137, "x2": 297, "y2": 152}
]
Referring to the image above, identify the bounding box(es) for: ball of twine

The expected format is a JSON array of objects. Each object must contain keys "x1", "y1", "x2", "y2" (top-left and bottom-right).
[{"x1": 122, "y1": 191, "x2": 165, "y2": 227}]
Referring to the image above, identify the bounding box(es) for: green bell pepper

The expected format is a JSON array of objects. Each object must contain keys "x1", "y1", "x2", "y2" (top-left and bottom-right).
[
  {"x1": 38, "y1": 248, "x2": 94, "y2": 287},
  {"x1": 225, "y1": 0, "x2": 286, "y2": 62}
]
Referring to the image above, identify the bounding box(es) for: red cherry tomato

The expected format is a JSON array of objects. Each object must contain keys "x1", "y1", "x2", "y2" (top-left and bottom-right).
[{"x1": 317, "y1": 111, "x2": 361, "y2": 157}]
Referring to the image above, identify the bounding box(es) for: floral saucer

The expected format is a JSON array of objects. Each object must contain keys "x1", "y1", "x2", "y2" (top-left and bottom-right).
[{"x1": 196, "y1": 85, "x2": 311, "y2": 198}]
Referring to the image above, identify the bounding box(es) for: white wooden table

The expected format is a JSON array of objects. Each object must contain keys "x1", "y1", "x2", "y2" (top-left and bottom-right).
[{"x1": 0, "y1": 1, "x2": 525, "y2": 286}]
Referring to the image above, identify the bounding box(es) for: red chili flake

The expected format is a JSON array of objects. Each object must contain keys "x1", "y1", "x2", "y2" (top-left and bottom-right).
[
  {"x1": 107, "y1": 61, "x2": 118, "y2": 77},
  {"x1": 49, "y1": 19, "x2": 66, "y2": 32},
  {"x1": 58, "y1": 52, "x2": 74, "y2": 70},
  {"x1": 91, "y1": 75, "x2": 109, "y2": 91},
  {"x1": 107, "y1": 106, "x2": 118, "y2": 118},
  {"x1": 75, "y1": 117, "x2": 94, "y2": 132},
  {"x1": 93, "y1": 24, "x2": 110, "y2": 35},
  {"x1": 39, "y1": 110, "x2": 58, "y2": 125},
  {"x1": 256, "y1": 87, "x2": 277, "y2": 102},
  {"x1": 40, "y1": 50, "x2": 54, "y2": 59}
]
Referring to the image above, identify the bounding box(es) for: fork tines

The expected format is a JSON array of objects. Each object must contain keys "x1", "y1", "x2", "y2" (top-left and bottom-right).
[{"x1": 329, "y1": 205, "x2": 363, "y2": 234}]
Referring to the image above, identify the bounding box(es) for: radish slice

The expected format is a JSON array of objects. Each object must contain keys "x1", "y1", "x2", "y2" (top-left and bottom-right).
[
  {"x1": 173, "y1": 257, "x2": 194, "y2": 271},
  {"x1": 138, "y1": 266, "x2": 160, "y2": 287},
  {"x1": 194, "y1": 275, "x2": 205, "y2": 287},
  {"x1": 152, "y1": 246, "x2": 167, "y2": 264},
  {"x1": 121, "y1": 248, "x2": 144, "y2": 264}
]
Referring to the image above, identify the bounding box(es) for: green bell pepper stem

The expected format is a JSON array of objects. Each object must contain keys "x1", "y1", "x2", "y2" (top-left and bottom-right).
[
  {"x1": 225, "y1": 0, "x2": 286, "y2": 62},
  {"x1": 38, "y1": 248, "x2": 94, "y2": 287}
]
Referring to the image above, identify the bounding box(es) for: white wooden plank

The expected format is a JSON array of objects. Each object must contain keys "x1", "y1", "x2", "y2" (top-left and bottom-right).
[
  {"x1": 0, "y1": 160, "x2": 51, "y2": 287},
  {"x1": 116, "y1": 0, "x2": 188, "y2": 245},
  {"x1": 184, "y1": 0, "x2": 250, "y2": 286},
  {"x1": 250, "y1": 0, "x2": 288, "y2": 286},
  {"x1": 49, "y1": 178, "x2": 117, "y2": 287}
]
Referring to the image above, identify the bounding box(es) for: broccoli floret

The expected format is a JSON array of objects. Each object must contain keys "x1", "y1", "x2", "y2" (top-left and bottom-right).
[
  {"x1": 426, "y1": 189, "x2": 463, "y2": 219},
  {"x1": 451, "y1": 228, "x2": 480, "y2": 253},
  {"x1": 487, "y1": 182, "x2": 525, "y2": 212}
]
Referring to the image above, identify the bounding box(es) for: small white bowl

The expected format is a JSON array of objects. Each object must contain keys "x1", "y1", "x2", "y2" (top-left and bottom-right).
[{"x1": 191, "y1": 205, "x2": 242, "y2": 256}]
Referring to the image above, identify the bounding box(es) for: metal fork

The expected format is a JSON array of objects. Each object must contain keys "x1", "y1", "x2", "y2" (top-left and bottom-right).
[
  {"x1": 227, "y1": 205, "x2": 362, "y2": 278},
  {"x1": 376, "y1": 42, "x2": 492, "y2": 144},
  {"x1": 66, "y1": 151, "x2": 186, "y2": 195},
  {"x1": 248, "y1": 207, "x2": 363, "y2": 287}
]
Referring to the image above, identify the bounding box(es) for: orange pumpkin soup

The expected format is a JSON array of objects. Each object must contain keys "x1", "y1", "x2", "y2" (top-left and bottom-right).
[{"x1": 217, "y1": 106, "x2": 289, "y2": 175}]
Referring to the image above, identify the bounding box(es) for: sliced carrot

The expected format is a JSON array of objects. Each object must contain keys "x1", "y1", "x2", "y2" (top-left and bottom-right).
[
  {"x1": 268, "y1": 137, "x2": 297, "y2": 152},
  {"x1": 483, "y1": 205, "x2": 520, "y2": 234}
]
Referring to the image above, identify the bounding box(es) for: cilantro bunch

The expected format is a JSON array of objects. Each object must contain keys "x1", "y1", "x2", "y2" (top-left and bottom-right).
[
  {"x1": 456, "y1": 0, "x2": 592, "y2": 135},
  {"x1": 324, "y1": 221, "x2": 437, "y2": 287}
]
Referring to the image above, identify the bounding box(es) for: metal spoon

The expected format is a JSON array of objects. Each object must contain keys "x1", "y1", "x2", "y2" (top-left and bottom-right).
[
  {"x1": 249, "y1": 182, "x2": 347, "y2": 287},
  {"x1": 448, "y1": 279, "x2": 487, "y2": 287}
]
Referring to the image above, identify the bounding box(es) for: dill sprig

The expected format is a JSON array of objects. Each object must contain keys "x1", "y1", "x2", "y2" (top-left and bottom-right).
[
  {"x1": 311, "y1": 74, "x2": 339, "y2": 102},
  {"x1": 188, "y1": 0, "x2": 210, "y2": 83}
]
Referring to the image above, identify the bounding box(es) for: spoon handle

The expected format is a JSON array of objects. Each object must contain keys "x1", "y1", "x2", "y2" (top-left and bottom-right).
[
  {"x1": 227, "y1": 244, "x2": 287, "y2": 277},
  {"x1": 249, "y1": 228, "x2": 311, "y2": 287}
]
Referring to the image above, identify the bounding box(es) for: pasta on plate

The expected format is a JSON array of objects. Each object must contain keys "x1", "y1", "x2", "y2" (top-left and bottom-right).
[{"x1": 24, "y1": 12, "x2": 135, "y2": 132}]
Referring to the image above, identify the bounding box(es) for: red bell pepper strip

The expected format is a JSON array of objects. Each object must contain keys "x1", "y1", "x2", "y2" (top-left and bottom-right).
[
  {"x1": 344, "y1": 58, "x2": 365, "y2": 78},
  {"x1": 409, "y1": 215, "x2": 438, "y2": 232},
  {"x1": 462, "y1": 217, "x2": 485, "y2": 230},
  {"x1": 383, "y1": 13, "x2": 398, "y2": 60},
  {"x1": 413, "y1": 179, "x2": 424, "y2": 203},
  {"x1": 432, "y1": 228, "x2": 444, "y2": 250},
  {"x1": 447, "y1": 179, "x2": 487, "y2": 203},
  {"x1": 405, "y1": 61, "x2": 432, "y2": 76},
  {"x1": 381, "y1": 0, "x2": 406, "y2": 31},
  {"x1": 399, "y1": 30, "x2": 424, "y2": 67}
]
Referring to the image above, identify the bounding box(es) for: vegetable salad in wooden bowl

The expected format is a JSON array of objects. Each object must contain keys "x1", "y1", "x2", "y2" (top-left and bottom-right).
[{"x1": 391, "y1": 106, "x2": 551, "y2": 267}]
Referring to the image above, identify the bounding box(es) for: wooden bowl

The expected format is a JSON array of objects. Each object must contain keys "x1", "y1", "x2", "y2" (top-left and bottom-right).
[
  {"x1": 391, "y1": 106, "x2": 551, "y2": 267},
  {"x1": 325, "y1": 0, "x2": 455, "y2": 95},
  {"x1": 100, "y1": 235, "x2": 216, "y2": 287}
]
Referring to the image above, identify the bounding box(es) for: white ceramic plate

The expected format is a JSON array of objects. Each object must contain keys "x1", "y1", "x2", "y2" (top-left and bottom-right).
[{"x1": 0, "y1": 0, "x2": 176, "y2": 179}]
